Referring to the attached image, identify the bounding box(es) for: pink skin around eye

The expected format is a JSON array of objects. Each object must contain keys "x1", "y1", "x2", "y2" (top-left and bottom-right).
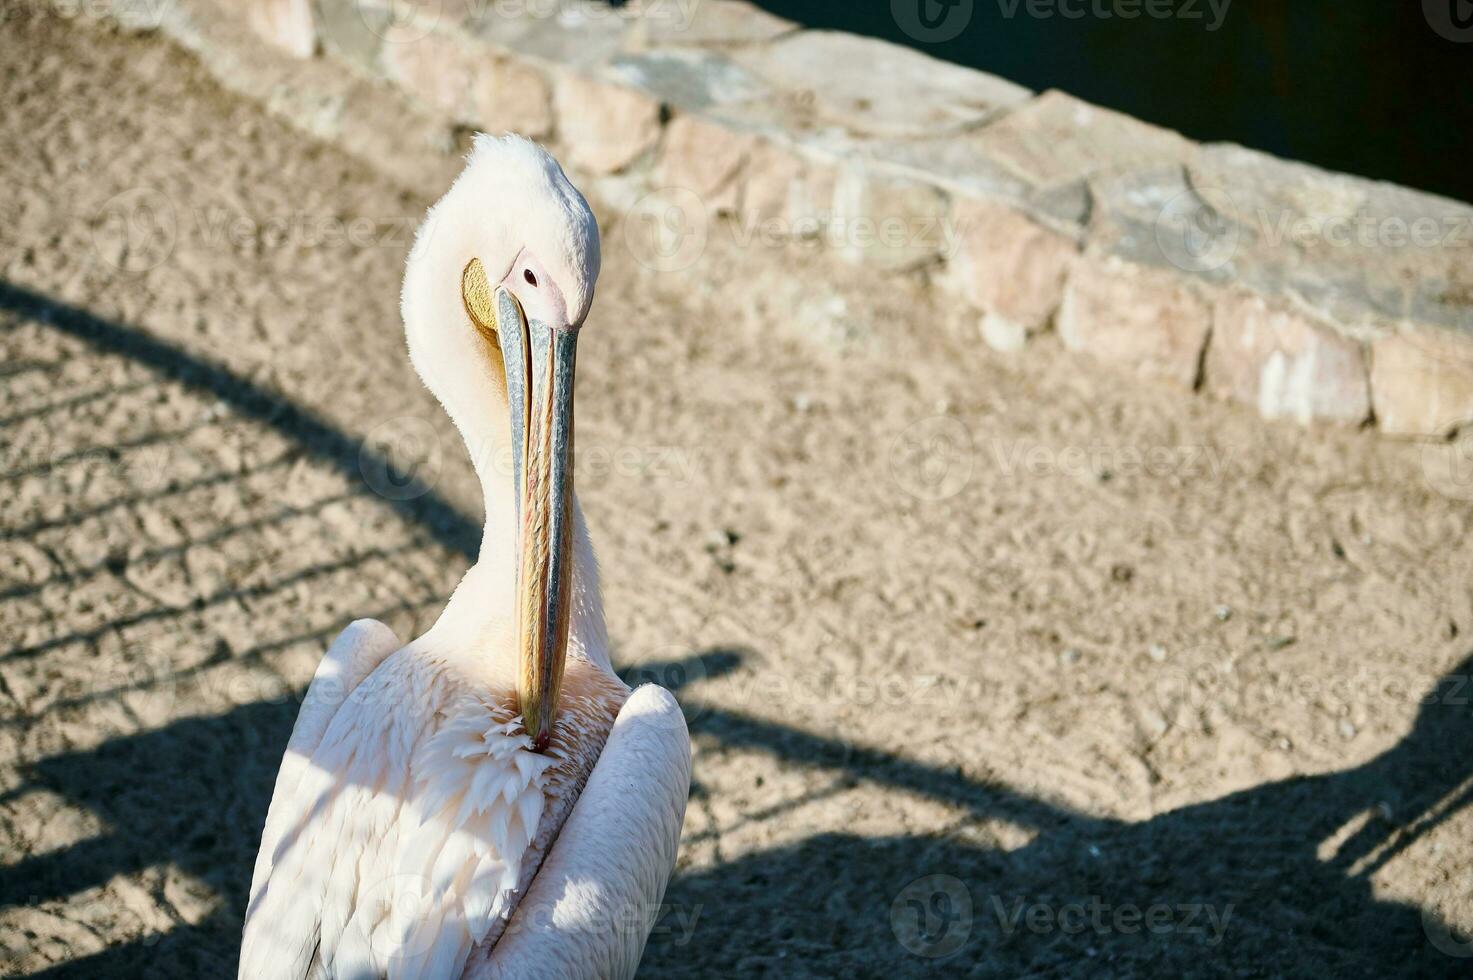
[{"x1": 502, "y1": 250, "x2": 569, "y2": 326}]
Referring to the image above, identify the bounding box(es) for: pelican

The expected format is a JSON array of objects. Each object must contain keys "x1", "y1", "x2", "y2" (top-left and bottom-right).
[{"x1": 240, "y1": 135, "x2": 691, "y2": 979}]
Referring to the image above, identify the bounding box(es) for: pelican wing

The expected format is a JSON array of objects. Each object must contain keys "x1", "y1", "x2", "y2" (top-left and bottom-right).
[
  {"x1": 466, "y1": 684, "x2": 692, "y2": 980},
  {"x1": 247, "y1": 618, "x2": 402, "y2": 906},
  {"x1": 241, "y1": 639, "x2": 561, "y2": 980}
]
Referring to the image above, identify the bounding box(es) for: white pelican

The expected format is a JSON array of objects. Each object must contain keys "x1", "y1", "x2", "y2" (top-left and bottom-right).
[{"x1": 239, "y1": 135, "x2": 692, "y2": 979}]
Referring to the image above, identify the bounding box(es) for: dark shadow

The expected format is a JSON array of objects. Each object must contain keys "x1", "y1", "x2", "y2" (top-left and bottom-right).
[
  {"x1": 2, "y1": 652, "x2": 741, "y2": 975},
  {"x1": 0, "y1": 483, "x2": 353, "y2": 605},
  {"x1": 5, "y1": 285, "x2": 1471, "y2": 977},
  {"x1": 0, "y1": 282, "x2": 481, "y2": 975},
  {"x1": 0, "y1": 378, "x2": 150, "y2": 428},
  {"x1": 0, "y1": 424, "x2": 215, "y2": 484},
  {"x1": 618, "y1": 647, "x2": 747, "y2": 696},
  {"x1": 10, "y1": 635, "x2": 1473, "y2": 977},
  {"x1": 643, "y1": 655, "x2": 1473, "y2": 978},
  {"x1": 686, "y1": 702, "x2": 1092, "y2": 836},
  {"x1": 0, "y1": 282, "x2": 480, "y2": 560},
  {"x1": 1, "y1": 544, "x2": 419, "y2": 664},
  {"x1": 6, "y1": 701, "x2": 297, "y2": 978},
  {"x1": 0, "y1": 595, "x2": 448, "y2": 728},
  {"x1": 0, "y1": 454, "x2": 295, "y2": 546}
]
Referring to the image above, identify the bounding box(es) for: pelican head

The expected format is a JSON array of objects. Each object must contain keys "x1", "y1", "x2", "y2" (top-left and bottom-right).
[{"x1": 401, "y1": 134, "x2": 601, "y2": 752}]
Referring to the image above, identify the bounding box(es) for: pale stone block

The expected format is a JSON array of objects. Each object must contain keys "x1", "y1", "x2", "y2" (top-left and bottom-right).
[
  {"x1": 633, "y1": 0, "x2": 797, "y2": 47},
  {"x1": 829, "y1": 168, "x2": 949, "y2": 268},
  {"x1": 611, "y1": 50, "x2": 769, "y2": 112},
  {"x1": 949, "y1": 197, "x2": 1076, "y2": 333},
  {"x1": 315, "y1": 0, "x2": 385, "y2": 75},
  {"x1": 729, "y1": 31, "x2": 1029, "y2": 139},
  {"x1": 381, "y1": 25, "x2": 551, "y2": 134},
  {"x1": 737, "y1": 139, "x2": 803, "y2": 225},
  {"x1": 980, "y1": 313, "x2": 1028, "y2": 353},
  {"x1": 1205, "y1": 291, "x2": 1369, "y2": 424},
  {"x1": 1371, "y1": 329, "x2": 1473, "y2": 436},
  {"x1": 1057, "y1": 256, "x2": 1212, "y2": 388},
  {"x1": 248, "y1": 0, "x2": 315, "y2": 59},
  {"x1": 734, "y1": 140, "x2": 834, "y2": 238},
  {"x1": 473, "y1": 57, "x2": 553, "y2": 139},
  {"x1": 380, "y1": 27, "x2": 474, "y2": 119},
  {"x1": 553, "y1": 73, "x2": 662, "y2": 175},
  {"x1": 975, "y1": 91, "x2": 1195, "y2": 188},
  {"x1": 654, "y1": 114, "x2": 758, "y2": 210}
]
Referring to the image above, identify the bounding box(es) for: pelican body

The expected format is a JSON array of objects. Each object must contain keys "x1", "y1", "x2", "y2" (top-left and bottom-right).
[{"x1": 240, "y1": 136, "x2": 691, "y2": 979}]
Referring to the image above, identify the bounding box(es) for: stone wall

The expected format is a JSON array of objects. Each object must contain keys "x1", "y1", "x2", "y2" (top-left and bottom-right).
[{"x1": 136, "y1": 0, "x2": 1473, "y2": 437}]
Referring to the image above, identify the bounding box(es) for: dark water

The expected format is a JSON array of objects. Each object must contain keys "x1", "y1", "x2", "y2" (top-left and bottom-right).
[{"x1": 749, "y1": 0, "x2": 1473, "y2": 204}]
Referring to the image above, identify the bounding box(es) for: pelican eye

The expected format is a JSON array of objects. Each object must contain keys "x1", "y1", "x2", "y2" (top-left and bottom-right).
[{"x1": 524, "y1": 269, "x2": 538, "y2": 287}]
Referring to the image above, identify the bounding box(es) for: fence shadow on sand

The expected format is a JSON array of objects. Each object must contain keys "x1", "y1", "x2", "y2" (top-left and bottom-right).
[{"x1": 3, "y1": 284, "x2": 1470, "y2": 977}]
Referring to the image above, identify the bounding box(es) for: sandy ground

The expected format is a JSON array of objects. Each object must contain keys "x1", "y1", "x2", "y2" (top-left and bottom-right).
[{"x1": 2, "y1": 6, "x2": 1472, "y2": 977}]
